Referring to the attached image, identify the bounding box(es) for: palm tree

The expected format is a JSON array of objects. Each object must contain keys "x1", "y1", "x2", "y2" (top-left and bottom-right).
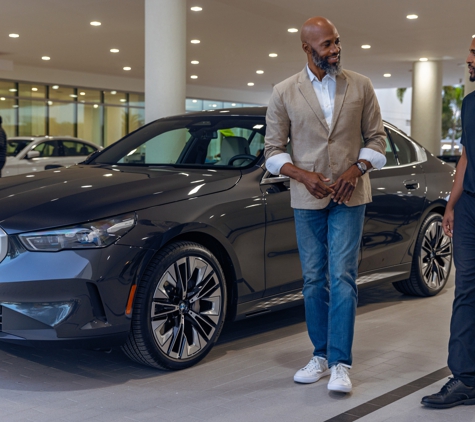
[{"x1": 442, "y1": 86, "x2": 464, "y2": 155}]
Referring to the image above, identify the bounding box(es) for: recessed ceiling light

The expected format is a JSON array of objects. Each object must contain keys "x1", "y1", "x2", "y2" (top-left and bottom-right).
[
  {"x1": 288, "y1": 28, "x2": 298, "y2": 33},
  {"x1": 384, "y1": 73, "x2": 391, "y2": 77},
  {"x1": 406, "y1": 14, "x2": 418, "y2": 19},
  {"x1": 191, "y1": 39, "x2": 200, "y2": 44},
  {"x1": 93, "y1": 104, "x2": 99, "y2": 108},
  {"x1": 111, "y1": 91, "x2": 117, "y2": 94},
  {"x1": 70, "y1": 94, "x2": 77, "y2": 98},
  {"x1": 0, "y1": 97, "x2": 5, "y2": 101},
  {"x1": 80, "y1": 92, "x2": 86, "y2": 95},
  {"x1": 212, "y1": 104, "x2": 217, "y2": 107},
  {"x1": 232, "y1": 103, "x2": 236, "y2": 106},
  {"x1": 256, "y1": 70, "x2": 264, "y2": 74},
  {"x1": 419, "y1": 57, "x2": 428, "y2": 61},
  {"x1": 48, "y1": 101, "x2": 53, "y2": 105},
  {"x1": 9, "y1": 34, "x2": 19, "y2": 38},
  {"x1": 191, "y1": 60, "x2": 199, "y2": 64},
  {"x1": 269, "y1": 53, "x2": 278, "y2": 58},
  {"x1": 31, "y1": 87, "x2": 38, "y2": 91},
  {"x1": 42, "y1": 56, "x2": 51, "y2": 61},
  {"x1": 120, "y1": 99, "x2": 127, "y2": 102},
  {"x1": 361, "y1": 45, "x2": 371, "y2": 49},
  {"x1": 472, "y1": 34, "x2": 475, "y2": 38},
  {"x1": 123, "y1": 66, "x2": 131, "y2": 71},
  {"x1": 110, "y1": 48, "x2": 119, "y2": 53},
  {"x1": 190, "y1": 6, "x2": 202, "y2": 11},
  {"x1": 248, "y1": 82, "x2": 255, "y2": 86},
  {"x1": 190, "y1": 75, "x2": 198, "y2": 79},
  {"x1": 90, "y1": 21, "x2": 101, "y2": 26},
  {"x1": 52, "y1": 85, "x2": 59, "y2": 89},
  {"x1": 9, "y1": 88, "x2": 17, "y2": 92},
  {"x1": 192, "y1": 100, "x2": 198, "y2": 103}
]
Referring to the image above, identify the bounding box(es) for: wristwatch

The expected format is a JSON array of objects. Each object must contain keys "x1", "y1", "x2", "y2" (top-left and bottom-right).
[{"x1": 355, "y1": 161, "x2": 367, "y2": 175}]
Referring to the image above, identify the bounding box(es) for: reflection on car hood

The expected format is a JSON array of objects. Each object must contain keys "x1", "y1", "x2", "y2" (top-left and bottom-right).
[{"x1": 0, "y1": 165, "x2": 241, "y2": 234}]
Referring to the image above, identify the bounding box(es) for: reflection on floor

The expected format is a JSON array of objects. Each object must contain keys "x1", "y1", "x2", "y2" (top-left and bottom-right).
[{"x1": 0, "y1": 269, "x2": 469, "y2": 422}]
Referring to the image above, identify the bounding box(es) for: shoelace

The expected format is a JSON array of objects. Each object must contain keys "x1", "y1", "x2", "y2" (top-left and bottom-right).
[
  {"x1": 442, "y1": 377, "x2": 460, "y2": 393},
  {"x1": 333, "y1": 364, "x2": 349, "y2": 380},
  {"x1": 303, "y1": 357, "x2": 323, "y2": 372}
]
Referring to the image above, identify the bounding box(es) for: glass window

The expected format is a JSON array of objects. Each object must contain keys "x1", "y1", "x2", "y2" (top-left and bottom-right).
[
  {"x1": 223, "y1": 102, "x2": 242, "y2": 109},
  {"x1": 32, "y1": 140, "x2": 58, "y2": 157},
  {"x1": 60, "y1": 140, "x2": 96, "y2": 156},
  {"x1": 203, "y1": 100, "x2": 223, "y2": 110},
  {"x1": 104, "y1": 91, "x2": 127, "y2": 105},
  {"x1": 0, "y1": 97, "x2": 17, "y2": 137},
  {"x1": 77, "y1": 88, "x2": 101, "y2": 103},
  {"x1": 382, "y1": 134, "x2": 398, "y2": 167},
  {"x1": 78, "y1": 103, "x2": 102, "y2": 145},
  {"x1": 49, "y1": 86, "x2": 76, "y2": 101},
  {"x1": 0, "y1": 81, "x2": 17, "y2": 97},
  {"x1": 104, "y1": 106, "x2": 126, "y2": 146},
  {"x1": 6, "y1": 139, "x2": 32, "y2": 157},
  {"x1": 18, "y1": 83, "x2": 46, "y2": 99},
  {"x1": 129, "y1": 108, "x2": 145, "y2": 133},
  {"x1": 388, "y1": 129, "x2": 417, "y2": 165},
  {"x1": 129, "y1": 93, "x2": 144, "y2": 107},
  {"x1": 19, "y1": 99, "x2": 46, "y2": 136},
  {"x1": 186, "y1": 99, "x2": 203, "y2": 112},
  {"x1": 49, "y1": 102, "x2": 75, "y2": 136}
]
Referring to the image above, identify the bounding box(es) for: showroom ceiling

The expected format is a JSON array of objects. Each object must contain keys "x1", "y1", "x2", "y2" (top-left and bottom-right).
[{"x1": 0, "y1": 0, "x2": 473, "y2": 94}]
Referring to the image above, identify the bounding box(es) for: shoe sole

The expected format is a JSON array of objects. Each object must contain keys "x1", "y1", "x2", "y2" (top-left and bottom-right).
[
  {"x1": 421, "y1": 398, "x2": 475, "y2": 409},
  {"x1": 327, "y1": 384, "x2": 352, "y2": 393},
  {"x1": 294, "y1": 369, "x2": 331, "y2": 384}
]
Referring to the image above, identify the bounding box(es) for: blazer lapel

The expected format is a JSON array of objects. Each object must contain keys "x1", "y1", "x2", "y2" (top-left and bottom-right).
[
  {"x1": 297, "y1": 68, "x2": 330, "y2": 133},
  {"x1": 329, "y1": 73, "x2": 348, "y2": 137}
]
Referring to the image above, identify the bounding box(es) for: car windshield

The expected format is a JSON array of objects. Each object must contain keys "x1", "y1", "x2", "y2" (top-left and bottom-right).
[
  {"x1": 90, "y1": 115, "x2": 266, "y2": 168},
  {"x1": 7, "y1": 139, "x2": 33, "y2": 157}
]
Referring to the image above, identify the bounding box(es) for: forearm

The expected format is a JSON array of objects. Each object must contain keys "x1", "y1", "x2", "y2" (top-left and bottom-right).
[{"x1": 447, "y1": 153, "x2": 467, "y2": 210}]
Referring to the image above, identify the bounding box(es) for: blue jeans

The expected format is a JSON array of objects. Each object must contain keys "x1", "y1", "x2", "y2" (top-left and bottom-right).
[{"x1": 294, "y1": 202, "x2": 365, "y2": 368}]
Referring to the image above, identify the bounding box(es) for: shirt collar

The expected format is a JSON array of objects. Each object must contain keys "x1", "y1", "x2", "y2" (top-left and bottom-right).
[{"x1": 306, "y1": 64, "x2": 336, "y2": 83}]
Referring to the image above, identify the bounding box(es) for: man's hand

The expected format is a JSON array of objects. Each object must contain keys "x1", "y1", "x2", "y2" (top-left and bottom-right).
[
  {"x1": 329, "y1": 165, "x2": 361, "y2": 204},
  {"x1": 301, "y1": 171, "x2": 334, "y2": 199},
  {"x1": 442, "y1": 208, "x2": 454, "y2": 238}
]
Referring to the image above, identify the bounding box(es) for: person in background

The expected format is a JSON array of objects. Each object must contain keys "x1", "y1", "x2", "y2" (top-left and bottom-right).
[
  {"x1": 0, "y1": 116, "x2": 7, "y2": 177},
  {"x1": 264, "y1": 16, "x2": 386, "y2": 393}
]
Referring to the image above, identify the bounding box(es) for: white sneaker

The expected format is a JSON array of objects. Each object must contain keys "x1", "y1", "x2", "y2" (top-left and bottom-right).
[
  {"x1": 294, "y1": 356, "x2": 330, "y2": 383},
  {"x1": 327, "y1": 363, "x2": 352, "y2": 393}
]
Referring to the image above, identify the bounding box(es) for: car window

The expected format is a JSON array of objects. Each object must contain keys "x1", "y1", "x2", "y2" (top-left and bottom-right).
[
  {"x1": 61, "y1": 141, "x2": 96, "y2": 156},
  {"x1": 387, "y1": 129, "x2": 417, "y2": 165},
  {"x1": 383, "y1": 134, "x2": 398, "y2": 167},
  {"x1": 7, "y1": 139, "x2": 33, "y2": 157},
  {"x1": 95, "y1": 117, "x2": 266, "y2": 168},
  {"x1": 31, "y1": 141, "x2": 58, "y2": 157}
]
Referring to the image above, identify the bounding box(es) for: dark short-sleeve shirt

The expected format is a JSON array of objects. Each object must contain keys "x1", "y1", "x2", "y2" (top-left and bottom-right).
[{"x1": 461, "y1": 92, "x2": 475, "y2": 194}]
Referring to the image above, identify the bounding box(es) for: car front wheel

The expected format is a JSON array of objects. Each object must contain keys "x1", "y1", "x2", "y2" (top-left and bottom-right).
[
  {"x1": 393, "y1": 213, "x2": 452, "y2": 297},
  {"x1": 122, "y1": 241, "x2": 227, "y2": 369}
]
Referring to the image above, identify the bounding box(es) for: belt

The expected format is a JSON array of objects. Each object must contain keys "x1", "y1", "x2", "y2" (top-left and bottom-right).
[{"x1": 464, "y1": 190, "x2": 475, "y2": 198}]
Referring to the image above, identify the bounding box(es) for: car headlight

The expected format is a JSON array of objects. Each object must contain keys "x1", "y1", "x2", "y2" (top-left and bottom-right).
[{"x1": 18, "y1": 212, "x2": 136, "y2": 251}]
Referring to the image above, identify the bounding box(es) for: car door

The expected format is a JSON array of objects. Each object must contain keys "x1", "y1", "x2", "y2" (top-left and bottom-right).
[
  {"x1": 359, "y1": 127, "x2": 427, "y2": 273},
  {"x1": 16, "y1": 140, "x2": 59, "y2": 174}
]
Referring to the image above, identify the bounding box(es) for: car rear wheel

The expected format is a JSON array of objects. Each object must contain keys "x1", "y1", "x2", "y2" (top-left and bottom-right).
[
  {"x1": 393, "y1": 213, "x2": 452, "y2": 297},
  {"x1": 121, "y1": 241, "x2": 227, "y2": 369}
]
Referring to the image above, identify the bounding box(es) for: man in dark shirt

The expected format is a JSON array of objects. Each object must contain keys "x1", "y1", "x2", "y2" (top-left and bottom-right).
[
  {"x1": 0, "y1": 116, "x2": 7, "y2": 177},
  {"x1": 422, "y1": 37, "x2": 475, "y2": 409}
]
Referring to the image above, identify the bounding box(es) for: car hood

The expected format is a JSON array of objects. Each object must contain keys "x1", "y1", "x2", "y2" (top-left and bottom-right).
[{"x1": 0, "y1": 165, "x2": 241, "y2": 234}]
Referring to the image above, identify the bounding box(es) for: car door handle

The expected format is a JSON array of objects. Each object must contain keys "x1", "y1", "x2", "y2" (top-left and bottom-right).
[{"x1": 404, "y1": 179, "x2": 419, "y2": 190}]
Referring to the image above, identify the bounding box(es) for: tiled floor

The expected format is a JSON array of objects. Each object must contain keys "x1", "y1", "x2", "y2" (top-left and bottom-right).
[{"x1": 0, "y1": 268, "x2": 472, "y2": 422}]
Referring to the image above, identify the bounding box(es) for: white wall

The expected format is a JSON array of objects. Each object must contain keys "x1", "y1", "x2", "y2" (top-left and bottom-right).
[{"x1": 374, "y1": 88, "x2": 412, "y2": 136}]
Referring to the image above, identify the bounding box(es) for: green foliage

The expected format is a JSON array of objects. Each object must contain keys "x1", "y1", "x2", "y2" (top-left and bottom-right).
[
  {"x1": 442, "y1": 86, "x2": 464, "y2": 153},
  {"x1": 396, "y1": 88, "x2": 407, "y2": 104}
]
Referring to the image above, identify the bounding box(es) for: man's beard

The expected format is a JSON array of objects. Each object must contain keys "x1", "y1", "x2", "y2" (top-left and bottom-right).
[
  {"x1": 311, "y1": 48, "x2": 342, "y2": 76},
  {"x1": 469, "y1": 66, "x2": 475, "y2": 82}
]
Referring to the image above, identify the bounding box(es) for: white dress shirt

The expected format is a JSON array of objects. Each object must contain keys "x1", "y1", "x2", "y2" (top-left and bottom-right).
[{"x1": 266, "y1": 65, "x2": 386, "y2": 175}]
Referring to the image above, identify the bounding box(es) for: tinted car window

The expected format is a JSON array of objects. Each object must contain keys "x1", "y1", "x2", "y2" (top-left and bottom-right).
[
  {"x1": 383, "y1": 134, "x2": 398, "y2": 167},
  {"x1": 7, "y1": 139, "x2": 32, "y2": 157},
  {"x1": 61, "y1": 141, "x2": 96, "y2": 156},
  {"x1": 387, "y1": 129, "x2": 417, "y2": 165},
  {"x1": 94, "y1": 117, "x2": 266, "y2": 168},
  {"x1": 32, "y1": 141, "x2": 58, "y2": 157}
]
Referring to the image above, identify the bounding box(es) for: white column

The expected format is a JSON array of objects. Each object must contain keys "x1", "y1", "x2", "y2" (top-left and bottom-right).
[
  {"x1": 411, "y1": 61, "x2": 443, "y2": 154},
  {"x1": 145, "y1": 0, "x2": 186, "y2": 123},
  {"x1": 464, "y1": 65, "x2": 475, "y2": 97}
]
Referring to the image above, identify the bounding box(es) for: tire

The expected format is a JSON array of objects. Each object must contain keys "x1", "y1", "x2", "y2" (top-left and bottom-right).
[
  {"x1": 121, "y1": 241, "x2": 227, "y2": 370},
  {"x1": 393, "y1": 213, "x2": 452, "y2": 297}
]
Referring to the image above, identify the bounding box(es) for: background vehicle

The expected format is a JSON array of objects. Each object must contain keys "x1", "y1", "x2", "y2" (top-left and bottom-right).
[
  {"x1": 3, "y1": 136, "x2": 101, "y2": 176},
  {"x1": 0, "y1": 108, "x2": 454, "y2": 370}
]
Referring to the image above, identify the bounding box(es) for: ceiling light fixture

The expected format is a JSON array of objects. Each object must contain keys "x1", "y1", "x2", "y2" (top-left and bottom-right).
[
  {"x1": 93, "y1": 104, "x2": 99, "y2": 108},
  {"x1": 288, "y1": 28, "x2": 298, "y2": 33},
  {"x1": 80, "y1": 92, "x2": 86, "y2": 95},
  {"x1": 110, "y1": 48, "x2": 119, "y2": 53},
  {"x1": 472, "y1": 34, "x2": 475, "y2": 38},
  {"x1": 31, "y1": 87, "x2": 38, "y2": 91},
  {"x1": 419, "y1": 57, "x2": 428, "y2": 61},
  {"x1": 361, "y1": 45, "x2": 371, "y2": 49},
  {"x1": 191, "y1": 39, "x2": 200, "y2": 44},
  {"x1": 384, "y1": 73, "x2": 391, "y2": 77},
  {"x1": 256, "y1": 70, "x2": 264, "y2": 74},
  {"x1": 190, "y1": 6, "x2": 202, "y2": 11},
  {"x1": 0, "y1": 97, "x2": 5, "y2": 101},
  {"x1": 406, "y1": 14, "x2": 418, "y2": 19},
  {"x1": 123, "y1": 66, "x2": 131, "y2": 71},
  {"x1": 52, "y1": 85, "x2": 59, "y2": 89},
  {"x1": 192, "y1": 100, "x2": 198, "y2": 103},
  {"x1": 190, "y1": 75, "x2": 198, "y2": 79},
  {"x1": 90, "y1": 21, "x2": 101, "y2": 26},
  {"x1": 111, "y1": 91, "x2": 117, "y2": 94},
  {"x1": 232, "y1": 103, "x2": 236, "y2": 106},
  {"x1": 9, "y1": 33, "x2": 19, "y2": 38},
  {"x1": 9, "y1": 88, "x2": 17, "y2": 92},
  {"x1": 191, "y1": 60, "x2": 199, "y2": 64},
  {"x1": 42, "y1": 56, "x2": 51, "y2": 61},
  {"x1": 247, "y1": 82, "x2": 254, "y2": 86},
  {"x1": 120, "y1": 99, "x2": 126, "y2": 102},
  {"x1": 269, "y1": 53, "x2": 278, "y2": 58}
]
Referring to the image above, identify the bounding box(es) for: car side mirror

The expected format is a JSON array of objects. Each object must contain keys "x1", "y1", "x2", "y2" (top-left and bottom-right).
[{"x1": 26, "y1": 150, "x2": 40, "y2": 159}]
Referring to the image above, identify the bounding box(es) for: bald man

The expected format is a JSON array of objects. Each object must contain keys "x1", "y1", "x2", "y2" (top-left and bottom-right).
[{"x1": 264, "y1": 17, "x2": 386, "y2": 393}]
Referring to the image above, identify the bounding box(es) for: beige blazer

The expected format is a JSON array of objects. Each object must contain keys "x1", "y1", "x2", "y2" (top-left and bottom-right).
[{"x1": 264, "y1": 67, "x2": 386, "y2": 209}]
